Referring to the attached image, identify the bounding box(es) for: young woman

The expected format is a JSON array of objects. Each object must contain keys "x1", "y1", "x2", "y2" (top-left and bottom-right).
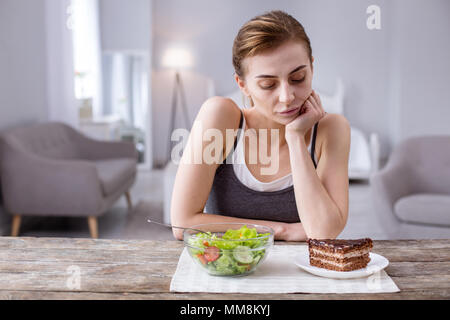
[{"x1": 170, "y1": 10, "x2": 350, "y2": 241}]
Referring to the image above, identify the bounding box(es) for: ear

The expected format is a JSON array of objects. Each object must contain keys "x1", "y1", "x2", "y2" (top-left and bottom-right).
[
  {"x1": 310, "y1": 56, "x2": 314, "y2": 74},
  {"x1": 234, "y1": 74, "x2": 250, "y2": 97}
]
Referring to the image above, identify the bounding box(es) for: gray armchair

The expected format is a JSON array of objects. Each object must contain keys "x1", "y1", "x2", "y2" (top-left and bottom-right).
[
  {"x1": 370, "y1": 135, "x2": 450, "y2": 239},
  {"x1": 0, "y1": 122, "x2": 138, "y2": 238}
]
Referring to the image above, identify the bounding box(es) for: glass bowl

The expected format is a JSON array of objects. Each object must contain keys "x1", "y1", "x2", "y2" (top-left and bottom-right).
[{"x1": 183, "y1": 223, "x2": 274, "y2": 276}]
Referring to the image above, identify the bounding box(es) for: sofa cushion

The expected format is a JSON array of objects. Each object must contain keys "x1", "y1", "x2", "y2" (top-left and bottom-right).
[
  {"x1": 394, "y1": 193, "x2": 450, "y2": 227},
  {"x1": 6, "y1": 122, "x2": 80, "y2": 160},
  {"x1": 94, "y1": 158, "x2": 136, "y2": 196}
]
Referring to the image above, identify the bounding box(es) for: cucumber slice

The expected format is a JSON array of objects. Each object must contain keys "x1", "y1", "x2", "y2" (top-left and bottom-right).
[{"x1": 233, "y1": 246, "x2": 253, "y2": 264}]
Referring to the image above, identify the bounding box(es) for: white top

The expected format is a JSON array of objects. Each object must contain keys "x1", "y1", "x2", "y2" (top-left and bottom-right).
[{"x1": 232, "y1": 112, "x2": 316, "y2": 192}]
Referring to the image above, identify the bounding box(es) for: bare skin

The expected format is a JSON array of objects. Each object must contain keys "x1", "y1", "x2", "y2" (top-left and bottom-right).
[{"x1": 170, "y1": 40, "x2": 350, "y2": 241}]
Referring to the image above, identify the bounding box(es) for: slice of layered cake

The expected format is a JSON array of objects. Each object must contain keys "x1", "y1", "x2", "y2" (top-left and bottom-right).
[{"x1": 307, "y1": 238, "x2": 373, "y2": 272}]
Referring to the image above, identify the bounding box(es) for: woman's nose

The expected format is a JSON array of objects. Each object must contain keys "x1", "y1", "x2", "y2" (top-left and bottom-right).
[{"x1": 278, "y1": 83, "x2": 295, "y2": 104}]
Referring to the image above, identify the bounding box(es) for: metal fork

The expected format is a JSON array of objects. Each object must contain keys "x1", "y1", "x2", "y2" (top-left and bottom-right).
[{"x1": 146, "y1": 219, "x2": 208, "y2": 235}]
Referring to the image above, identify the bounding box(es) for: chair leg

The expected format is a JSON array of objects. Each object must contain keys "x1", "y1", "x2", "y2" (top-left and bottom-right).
[
  {"x1": 87, "y1": 216, "x2": 98, "y2": 239},
  {"x1": 11, "y1": 215, "x2": 21, "y2": 237},
  {"x1": 125, "y1": 191, "x2": 133, "y2": 211}
]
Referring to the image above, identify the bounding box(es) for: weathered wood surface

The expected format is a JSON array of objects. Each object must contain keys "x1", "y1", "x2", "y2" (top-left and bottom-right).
[{"x1": 0, "y1": 237, "x2": 448, "y2": 300}]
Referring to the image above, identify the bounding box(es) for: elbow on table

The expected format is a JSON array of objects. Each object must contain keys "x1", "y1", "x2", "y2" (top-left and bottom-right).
[
  {"x1": 171, "y1": 216, "x2": 198, "y2": 240},
  {"x1": 304, "y1": 222, "x2": 346, "y2": 240},
  {"x1": 170, "y1": 211, "x2": 191, "y2": 240},
  {"x1": 172, "y1": 228, "x2": 184, "y2": 241},
  {"x1": 171, "y1": 210, "x2": 204, "y2": 240},
  {"x1": 305, "y1": 209, "x2": 348, "y2": 239},
  {"x1": 306, "y1": 230, "x2": 340, "y2": 240}
]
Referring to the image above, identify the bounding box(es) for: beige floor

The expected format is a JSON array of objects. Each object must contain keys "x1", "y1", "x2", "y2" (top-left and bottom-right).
[{"x1": 1, "y1": 169, "x2": 391, "y2": 240}]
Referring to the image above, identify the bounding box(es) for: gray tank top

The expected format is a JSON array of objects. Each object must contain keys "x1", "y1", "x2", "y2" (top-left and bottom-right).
[{"x1": 204, "y1": 110, "x2": 318, "y2": 223}]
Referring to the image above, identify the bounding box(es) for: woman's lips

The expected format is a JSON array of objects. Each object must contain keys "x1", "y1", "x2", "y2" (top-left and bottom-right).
[{"x1": 278, "y1": 107, "x2": 300, "y2": 116}]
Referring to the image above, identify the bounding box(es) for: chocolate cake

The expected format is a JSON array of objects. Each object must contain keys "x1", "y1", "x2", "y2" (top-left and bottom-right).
[{"x1": 307, "y1": 238, "x2": 373, "y2": 272}]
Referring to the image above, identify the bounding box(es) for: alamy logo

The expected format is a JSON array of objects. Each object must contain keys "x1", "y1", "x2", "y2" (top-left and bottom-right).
[
  {"x1": 367, "y1": 5, "x2": 381, "y2": 30},
  {"x1": 170, "y1": 120, "x2": 281, "y2": 176},
  {"x1": 66, "y1": 265, "x2": 81, "y2": 290},
  {"x1": 365, "y1": 265, "x2": 382, "y2": 291}
]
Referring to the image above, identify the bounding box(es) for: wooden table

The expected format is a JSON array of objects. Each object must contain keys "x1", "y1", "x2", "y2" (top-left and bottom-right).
[{"x1": 0, "y1": 237, "x2": 448, "y2": 300}]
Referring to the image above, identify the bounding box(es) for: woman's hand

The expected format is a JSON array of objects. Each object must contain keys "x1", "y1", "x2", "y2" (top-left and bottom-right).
[{"x1": 285, "y1": 90, "x2": 326, "y2": 139}]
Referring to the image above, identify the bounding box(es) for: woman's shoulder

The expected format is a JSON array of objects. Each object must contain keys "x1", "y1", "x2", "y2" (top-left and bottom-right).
[
  {"x1": 319, "y1": 113, "x2": 350, "y2": 133},
  {"x1": 316, "y1": 113, "x2": 351, "y2": 155},
  {"x1": 196, "y1": 96, "x2": 242, "y2": 131}
]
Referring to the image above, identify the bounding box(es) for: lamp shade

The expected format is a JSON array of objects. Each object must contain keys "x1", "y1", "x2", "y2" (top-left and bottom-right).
[{"x1": 162, "y1": 47, "x2": 193, "y2": 69}]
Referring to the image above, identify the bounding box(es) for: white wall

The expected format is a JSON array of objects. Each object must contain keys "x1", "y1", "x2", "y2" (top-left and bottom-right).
[
  {"x1": 0, "y1": 0, "x2": 49, "y2": 131},
  {"x1": 296, "y1": 0, "x2": 393, "y2": 157},
  {"x1": 388, "y1": 0, "x2": 450, "y2": 144},
  {"x1": 99, "y1": 0, "x2": 151, "y2": 52}
]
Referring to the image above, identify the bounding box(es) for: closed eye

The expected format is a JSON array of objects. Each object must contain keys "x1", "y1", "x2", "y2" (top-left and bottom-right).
[
  {"x1": 261, "y1": 84, "x2": 275, "y2": 90},
  {"x1": 259, "y1": 76, "x2": 306, "y2": 90},
  {"x1": 291, "y1": 76, "x2": 306, "y2": 83},
  {"x1": 259, "y1": 81, "x2": 276, "y2": 89}
]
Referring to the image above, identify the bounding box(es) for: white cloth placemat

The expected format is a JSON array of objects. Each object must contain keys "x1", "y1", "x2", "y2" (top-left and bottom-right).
[{"x1": 170, "y1": 245, "x2": 400, "y2": 293}]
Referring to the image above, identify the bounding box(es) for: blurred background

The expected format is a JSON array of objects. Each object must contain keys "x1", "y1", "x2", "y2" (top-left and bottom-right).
[{"x1": 0, "y1": 0, "x2": 449, "y2": 240}]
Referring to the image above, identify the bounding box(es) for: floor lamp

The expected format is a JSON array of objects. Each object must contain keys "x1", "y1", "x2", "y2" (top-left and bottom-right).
[
  {"x1": 166, "y1": 70, "x2": 191, "y2": 164},
  {"x1": 162, "y1": 48, "x2": 193, "y2": 165}
]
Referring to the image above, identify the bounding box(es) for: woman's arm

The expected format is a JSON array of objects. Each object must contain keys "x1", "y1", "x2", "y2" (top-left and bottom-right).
[
  {"x1": 170, "y1": 96, "x2": 294, "y2": 240},
  {"x1": 286, "y1": 112, "x2": 350, "y2": 239}
]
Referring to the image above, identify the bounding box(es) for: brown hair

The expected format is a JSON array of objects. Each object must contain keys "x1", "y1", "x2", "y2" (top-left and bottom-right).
[{"x1": 232, "y1": 10, "x2": 312, "y2": 79}]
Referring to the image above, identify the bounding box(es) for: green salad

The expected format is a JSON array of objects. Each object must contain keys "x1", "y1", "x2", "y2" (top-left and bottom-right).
[{"x1": 187, "y1": 225, "x2": 271, "y2": 276}]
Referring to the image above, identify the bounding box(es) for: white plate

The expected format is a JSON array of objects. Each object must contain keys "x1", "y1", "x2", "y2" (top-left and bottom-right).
[{"x1": 294, "y1": 247, "x2": 389, "y2": 279}]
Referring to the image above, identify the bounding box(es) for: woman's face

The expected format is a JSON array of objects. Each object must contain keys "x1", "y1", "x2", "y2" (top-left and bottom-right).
[{"x1": 237, "y1": 40, "x2": 313, "y2": 125}]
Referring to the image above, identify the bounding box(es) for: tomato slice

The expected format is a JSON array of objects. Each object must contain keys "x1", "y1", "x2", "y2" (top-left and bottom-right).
[
  {"x1": 204, "y1": 246, "x2": 220, "y2": 262},
  {"x1": 196, "y1": 253, "x2": 208, "y2": 265}
]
